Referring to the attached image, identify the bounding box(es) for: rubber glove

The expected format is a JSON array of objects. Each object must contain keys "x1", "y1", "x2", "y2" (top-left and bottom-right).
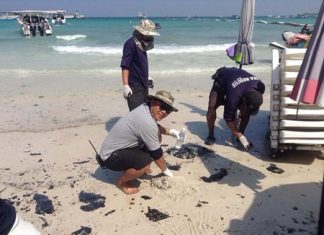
[
  {"x1": 170, "y1": 128, "x2": 186, "y2": 141},
  {"x1": 163, "y1": 168, "x2": 173, "y2": 177},
  {"x1": 169, "y1": 129, "x2": 180, "y2": 139},
  {"x1": 238, "y1": 135, "x2": 254, "y2": 151},
  {"x1": 148, "y1": 76, "x2": 154, "y2": 89},
  {"x1": 123, "y1": 85, "x2": 132, "y2": 98}
]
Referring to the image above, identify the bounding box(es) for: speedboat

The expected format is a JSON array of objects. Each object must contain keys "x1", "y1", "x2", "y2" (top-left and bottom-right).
[
  {"x1": 16, "y1": 11, "x2": 52, "y2": 37},
  {"x1": 51, "y1": 11, "x2": 66, "y2": 24}
]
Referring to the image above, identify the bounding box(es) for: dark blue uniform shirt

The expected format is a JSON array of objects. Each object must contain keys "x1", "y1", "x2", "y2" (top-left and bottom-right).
[
  {"x1": 120, "y1": 37, "x2": 149, "y2": 88},
  {"x1": 219, "y1": 67, "x2": 265, "y2": 122}
]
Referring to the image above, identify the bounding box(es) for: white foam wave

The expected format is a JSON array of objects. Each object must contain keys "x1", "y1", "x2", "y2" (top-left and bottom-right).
[
  {"x1": 0, "y1": 68, "x2": 120, "y2": 76},
  {"x1": 51, "y1": 43, "x2": 234, "y2": 55},
  {"x1": 150, "y1": 43, "x2": 234, "y2": 55},
  {"x1": 154, "y1": 67, "x2": 215, "y2": 75},
  {"x1": 56, "y1": 34, "x2": 87, "y2": 41},
  {"x1": 52, "y1": 45, "x2": 122, "y2": 55},
  {"x1": 0, "y1": 64, "x2": 270, "y2": 78}
]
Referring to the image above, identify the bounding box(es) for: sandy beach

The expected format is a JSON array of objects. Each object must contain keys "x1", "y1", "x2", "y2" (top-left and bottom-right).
[{"x1": 0, "y1": 68, "x2": 323, "y2": 234}]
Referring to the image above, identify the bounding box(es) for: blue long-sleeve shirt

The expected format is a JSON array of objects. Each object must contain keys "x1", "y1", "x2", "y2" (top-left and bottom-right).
[{"x1": 120, "y1": 37, "x2": 149, "y2": 88}]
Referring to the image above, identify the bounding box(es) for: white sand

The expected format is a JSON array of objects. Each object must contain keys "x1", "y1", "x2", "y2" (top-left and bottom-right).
[{"x1": 0, "y1": 70, "x2": 323, "y2": 234}]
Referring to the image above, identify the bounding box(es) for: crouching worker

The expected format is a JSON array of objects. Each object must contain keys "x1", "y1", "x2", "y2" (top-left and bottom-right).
[
  {"x1": 205, "y1": 67, "x2": 265, "y2": 151},
  {"x1": 98, "y1": 90, "x2": 183, "y2": 194}
]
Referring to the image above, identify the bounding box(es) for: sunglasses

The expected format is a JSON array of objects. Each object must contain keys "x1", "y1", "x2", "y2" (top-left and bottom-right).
[{"x1": 158, "y1": 102, "x2": 173, "y2": 114}]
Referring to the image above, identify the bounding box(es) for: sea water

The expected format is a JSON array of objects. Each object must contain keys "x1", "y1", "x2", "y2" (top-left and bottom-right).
[
  {"x1": 0, "y1": 16, "x2": 316, "y2": 81},
  {"x1": 0, "y1": 16, "x2": 317, "y2": 131}
]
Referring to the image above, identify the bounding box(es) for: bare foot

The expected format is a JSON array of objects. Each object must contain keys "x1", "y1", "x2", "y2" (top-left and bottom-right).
[{"x1": 117, "y1": 183, "x2": 139, "y2": 194}]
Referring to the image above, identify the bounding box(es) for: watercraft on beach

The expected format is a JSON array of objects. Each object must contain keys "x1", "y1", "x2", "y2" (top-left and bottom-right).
[{"x1": 16, "y1": 11, "x2": 53, "y2": 37}]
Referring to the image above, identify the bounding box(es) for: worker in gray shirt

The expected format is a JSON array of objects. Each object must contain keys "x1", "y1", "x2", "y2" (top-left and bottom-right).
[{"x1": 99, "y1": 90, "x2": 185, "y2": 194}]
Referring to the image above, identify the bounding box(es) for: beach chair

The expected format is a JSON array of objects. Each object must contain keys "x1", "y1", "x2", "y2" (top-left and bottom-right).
[{"x1": 269, "y1": 44, "x2": 324, "y2": 158}]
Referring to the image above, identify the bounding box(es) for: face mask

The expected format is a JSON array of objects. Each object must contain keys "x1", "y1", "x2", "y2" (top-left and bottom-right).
[
  {"x1": 133, "y1": 30, "x2": 154, "y2": 51},
  {"x1": 141, "y1": 38, "x2": 154, "y2": 51}
]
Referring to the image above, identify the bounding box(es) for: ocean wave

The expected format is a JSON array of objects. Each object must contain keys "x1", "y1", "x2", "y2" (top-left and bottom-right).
[
  {"x1": 0, "y1": 65, "x2": 270, "y2": 77},
  {"x1": 153, "y1": 65, "x2": 270, "y2": 75},
  {"x1": 0, "y1": 68, "x2": 120, "y2": 76},
  {"x1": 56, "y1": 34, "x2": 87, "y2": 41},
  {"x1": 52, "y1": 45, "x2": 121, "y2": 55},
  {"x1": 150, "y1": 44, "x2": 234, "y2": 54},
  {"x1": 51, "y1": 43, "x2": 235, "y2": 55}
]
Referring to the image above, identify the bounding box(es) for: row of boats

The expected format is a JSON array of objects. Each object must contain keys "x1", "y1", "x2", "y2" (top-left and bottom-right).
[{"x1": 2, "y1": 10, "x2": 84, "y2": 38}]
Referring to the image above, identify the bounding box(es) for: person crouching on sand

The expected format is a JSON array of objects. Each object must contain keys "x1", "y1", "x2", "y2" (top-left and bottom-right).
[
  {"x1": 205, "y1": 67, "x2": 265, "y2": 151},
  {"x1": 98, "y1": 90, "x2": 185, "y2": 194}
]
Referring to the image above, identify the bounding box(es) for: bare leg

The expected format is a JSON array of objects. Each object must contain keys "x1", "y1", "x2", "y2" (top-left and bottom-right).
[
  {"x1": 206, "y1": 90, "x2": 218, "y2": 143},
  {"x1": 116, "y1": 165, "x2": 150, "y2": 194},
  {"x1": 206, "y1": 107, "x2": 216, "y2": 139}
]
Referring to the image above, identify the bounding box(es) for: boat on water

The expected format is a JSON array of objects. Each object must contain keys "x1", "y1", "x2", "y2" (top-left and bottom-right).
[
  {"x1": 51, "y1": 10, "x2": 66, "y2": 24},
  {"x1": 137, "y1": 12, "x2": 147, "y2": 19},
  {"x1": 16, "y1": 11, "x2": 52, "y2": 37},
  {"x1": 0, "y1": 12, "x2": 19, "y2": 20},
  {"x1": 65, "y1": 10, "x2": 85, "y2": 19}
]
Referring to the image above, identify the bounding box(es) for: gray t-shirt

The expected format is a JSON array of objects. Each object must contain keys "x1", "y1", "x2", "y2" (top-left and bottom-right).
[{"x1": 99, "y1": 103, "x2": 160, "y2": 161}]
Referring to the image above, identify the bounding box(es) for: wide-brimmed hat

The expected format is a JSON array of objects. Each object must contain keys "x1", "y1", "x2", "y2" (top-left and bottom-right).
[
  {"x1": 148, "y1": 90, "x2": 178, "y2": 112},
  {"x1": 244, "y1": 90, "x2": 263, "y2": 115},
  {"x1": 134, "y1": 19, "x2": 160, "y2": 36}
]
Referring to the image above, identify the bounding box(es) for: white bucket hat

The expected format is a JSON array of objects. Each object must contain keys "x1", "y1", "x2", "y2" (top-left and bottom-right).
[{"x1": 134, "y1": 19, "x2": 160, "y2": 36}]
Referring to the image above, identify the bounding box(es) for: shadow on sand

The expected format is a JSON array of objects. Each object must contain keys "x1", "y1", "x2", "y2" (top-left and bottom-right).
[
  {"x1": 197, "y1": 150, "x2": 266, "y2": 192},
  {"x1": 180, "y1": 102, "x2": 206, "y2": 117},
  {"x1": 226, "y1": 182, "x2": 321, "y2": 234}
]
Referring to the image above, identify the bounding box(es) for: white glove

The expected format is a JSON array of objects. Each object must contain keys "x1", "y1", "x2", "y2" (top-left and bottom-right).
[
  {"x1": 169, "y1": 129, "x2": 180, "y2": 139},
  {"x1": 148, "y1": 76, "x2": 154, "y2": 89},
  {"x1": 163, "y1": 168, "x2": 173, "y2": 177},
  {"x1": 238, "y1": 135, "x2": 254, "y2": 151},
  {"x1": 170, "y1": 128, "x2": 186, "y2": 141},
  {"x1": 123, "y1": 85, "x2": 132, "y2": 98}
]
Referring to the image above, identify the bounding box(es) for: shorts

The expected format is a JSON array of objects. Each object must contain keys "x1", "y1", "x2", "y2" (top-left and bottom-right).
[
  {"x1": 127, "y1": 86, "x2": 148, "y2": 111},
  {"x1": 210, "y1": 78, "x2": 225, "y2": 106},
  {"x1": 103, "y1": 146, "x2": 152, "y2": 171}
]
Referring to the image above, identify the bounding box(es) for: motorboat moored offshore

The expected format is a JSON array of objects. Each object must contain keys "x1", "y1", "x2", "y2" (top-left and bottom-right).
[
  {"x1": 51, "y1": 11, "x2": 66, "y2": 24},
  {"x1": 16, "y1": 11, "x2": 53, "y2": 37}
]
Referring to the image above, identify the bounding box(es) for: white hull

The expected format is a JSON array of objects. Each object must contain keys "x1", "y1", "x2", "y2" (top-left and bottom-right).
[
  {"x1": 51, "y1": 13, "x2": 66, "y2": 24},
  {"x1": 17, "y1": 14, "x2": 52, "y2": 37},
  {"x1": 52, "y1": 18, "x2": 66, "y2": 24}
]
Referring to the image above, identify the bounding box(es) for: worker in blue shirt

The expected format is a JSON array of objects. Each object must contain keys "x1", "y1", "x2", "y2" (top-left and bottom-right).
[
  {"x1": 121, "y1": 19, "x2": 160, "y2": 111},
  {"x1": 205, "y1": 67, "x2": 265, "y2": 151}
]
